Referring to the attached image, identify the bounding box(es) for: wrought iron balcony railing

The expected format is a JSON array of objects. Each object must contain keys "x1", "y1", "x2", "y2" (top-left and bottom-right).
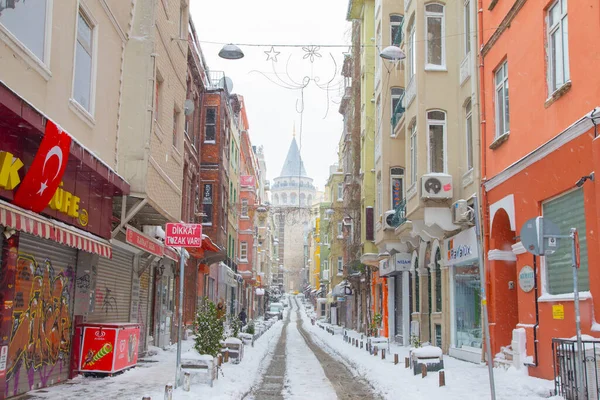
[
  {"x1": 391, "y1": 92, "x2": 406, "y2": 129},
  {"x1": 390, "y1": 199, "x2": 407, "y2": 228}
]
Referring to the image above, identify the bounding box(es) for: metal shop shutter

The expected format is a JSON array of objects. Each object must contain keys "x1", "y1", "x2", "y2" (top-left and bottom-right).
[
  {"x1": 9, "y1": 233, "x2": 78, "y2": 396},
  {"x1": 87, "y1": 247, "x2": 134, "y2": 323},
  {"x1": 543, "y1": 188, "x2": 589, "y2": 295}
]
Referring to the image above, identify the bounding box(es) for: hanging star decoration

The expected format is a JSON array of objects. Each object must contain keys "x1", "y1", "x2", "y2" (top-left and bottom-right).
[
  {"x1": 264, "y1": 46, "x2": 280, "y2": 62},
  {"x1": 302, "y1": 46, "x2": 322, "y2": 63}
]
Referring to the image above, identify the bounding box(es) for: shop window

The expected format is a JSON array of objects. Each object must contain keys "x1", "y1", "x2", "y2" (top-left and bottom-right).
[
  {"x1": 453, "y1": 264, "x2": 482, "y2": 349},
  {"x1": 543, "y1": 188, "x2": 589, "y2": 294},
  {"x1": 0, "y1": 0, "x2": 49, "y2": 63},
  {"x1": 73, "y1": 10, "x2": 95, "y2": 113}
]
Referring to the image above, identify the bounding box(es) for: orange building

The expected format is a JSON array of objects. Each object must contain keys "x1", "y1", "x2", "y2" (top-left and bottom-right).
[{"x1": 480, "y1": 0, "x2": 600, "y2": 380}]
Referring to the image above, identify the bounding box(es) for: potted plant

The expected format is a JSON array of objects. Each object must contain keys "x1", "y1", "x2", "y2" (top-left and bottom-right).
[{"x1": 370, "y1": 313, "x2": 383, "y2": 337}]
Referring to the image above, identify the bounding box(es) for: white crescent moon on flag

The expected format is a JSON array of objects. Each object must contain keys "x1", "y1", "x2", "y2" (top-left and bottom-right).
[{"x1": 42, "y1": 146, "x2": 64, "y2": 181}]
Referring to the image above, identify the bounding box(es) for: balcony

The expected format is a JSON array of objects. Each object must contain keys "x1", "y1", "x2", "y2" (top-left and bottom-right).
[
  {"x1": 391, "y1": 92, "x2": 405, "y2": 130},
  {"x1": 389, "y1": 199, "x2": 407, "y2": 228}
]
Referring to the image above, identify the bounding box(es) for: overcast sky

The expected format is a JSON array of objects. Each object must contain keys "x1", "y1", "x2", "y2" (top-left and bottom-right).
[{"x1": 191, "y1": 0, "x2": 350, "y2": 189}]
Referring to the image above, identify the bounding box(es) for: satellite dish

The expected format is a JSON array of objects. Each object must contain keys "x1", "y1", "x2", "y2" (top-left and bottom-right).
[
  {"x1": 184, "y1": 99, "x2": 195, "y2": 116},
  {"x1": 219, "y1": 76, "x2": 234, "y2": 93}
]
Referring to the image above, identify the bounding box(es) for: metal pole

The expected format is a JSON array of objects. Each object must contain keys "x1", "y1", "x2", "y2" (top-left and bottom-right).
[
  {"x1": 570, "y1": 228, "x2": 585, "y2": 399},
  {"x1": 175, "y1": 250, "x2": 186, "y2": 389},
  {"x1": 473, "y1": 195, "x2": 496, "y2": 400}
]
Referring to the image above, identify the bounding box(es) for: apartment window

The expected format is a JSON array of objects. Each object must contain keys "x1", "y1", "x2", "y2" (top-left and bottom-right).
[
  {"x1": 425, "y1": 3, "x2": 445, "y2": 68},
  {"x1": 376, "y1": 172, "x2": 382, "y2": 216},
  {"x1": 390, "y1": 167, "x2": 404, "y2": 209},
  {"x1": 543, "y1": 188, "x2": 588, "y2": 294},
  {"x1": 391, "y1": 87, "x2": 405, "y2": 123},
  {"x1": 427, "y1": 110, "x2": 446, "y2": 173},
  {"x1": 376, "y1": 23, "x2": 382, "y2": 79},
  {"x1": 202, "y1": 184, "x2": 213, "y2": 224},
  {"x1": 323, "y1": 260, "x2": 329, "y2": 273},
  {"x1": 337, "y1": 183, "x2": 343, "y2": 201},
  {"x1": 337, "y1": 257, "x2": 344, "y2": 275},
  {"x1": 465, "y1": 100, "x2": 474, "y2": 170},
  {"x1": 337, "y1": 222, "x2": 343, "y2": 238},
  {"x1": 0, "y1": 0, "x2": 49, "y2": 62},
  {"x1": 547, "y1": 0, "x2": 569, "y2": 92},
  {"x1": 173, "y1": 109, "x2": 180, "y2": 147},
  {"x1": 240, "y1": 241, "x2": 248, "y2": 261},
  {"x1": 434, "y1": 249, "x2": 442, "y2": 312},
  {"x1": 205, "y1": 107, "x2": 216, "y2": 142},
  {"x1": 193, "y1": 183, "x2": 200, "y2": 223},
  {"x1": 73, "y1": 11, "x2": 94, "y2": 113},
  {"x1": 390, "y1": 14, "x2": 403, "y2": 46},
  {"x1": 464, "y1": 0, "x2": 471, "y2": 56},
  {"x1": 241, "y1": 199, "x2": 248, "y2": 217},
  {"x1": 409, "y1": 121, "x2": 417, "y2": 184},
  {"x1": 375, "y1": 98, "x2": 381, "y2": 161},
  {"x1": 407, "y1": 16, "x2": 416, "y2": 79},
  {"x1": 414, "y1": 257, "x2": 420, "y2": 313},
  {"x1": 494, "y1": 61, "x2": 510, "y2": 138},
  {"x1": 324, "y1": 234, "x2": 329, "y2": 245},
  {"x1": 186, "y1": 97, "x2": 196, "y2": 147}
]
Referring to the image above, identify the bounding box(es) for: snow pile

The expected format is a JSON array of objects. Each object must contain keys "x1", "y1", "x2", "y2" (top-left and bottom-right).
[
  {"x1": 412, "y1": 346, "x2": 443, "y2": 358},
  {"x1": 296, "y1": 302, "x2": 558, "y2": 400}
]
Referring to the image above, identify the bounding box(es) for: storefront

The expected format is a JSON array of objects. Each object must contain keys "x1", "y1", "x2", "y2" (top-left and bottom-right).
[
  {"x1": 380, "y1": 252, "x2": 412, "y2": 345},
  {"x1": 219, "y1": 262, "x2": 238, "y2": 316},
  {"x1": 0, "y1": 88, "x2": 129, "y2": 397},
  {"x1": 444, "y1": 227, "x2": 482, "y2": 363}
]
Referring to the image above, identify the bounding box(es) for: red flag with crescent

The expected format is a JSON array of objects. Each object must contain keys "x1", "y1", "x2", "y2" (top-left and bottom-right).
[{"x1": 13, "y1": 120, "x2": 72, "y2": 213}]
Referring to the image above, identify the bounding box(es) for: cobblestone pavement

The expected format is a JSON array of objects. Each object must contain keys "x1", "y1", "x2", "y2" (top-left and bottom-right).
[{"x1": 244, "y1": 311, "x2": 290, "y2": 399}]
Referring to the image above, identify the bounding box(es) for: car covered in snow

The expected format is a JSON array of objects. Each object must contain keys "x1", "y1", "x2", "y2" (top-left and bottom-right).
[{"x1": 266, "y1": 302, "x2": 284, "y2": 320}]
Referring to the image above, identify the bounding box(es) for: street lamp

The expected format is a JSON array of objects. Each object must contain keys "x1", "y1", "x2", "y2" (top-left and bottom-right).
[
  {"x1": 379, "y1": 46, "x2": 406, "y2": 61},
  {"x1": 218, "y1": 43, "x2": 245, "y2": 60}
]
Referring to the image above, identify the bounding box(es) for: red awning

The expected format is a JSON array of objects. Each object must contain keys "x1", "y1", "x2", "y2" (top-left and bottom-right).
[
  {"x1": 0, "y1": 199, "x2": 112, "y2": 258},
  {"x1": 189, "y1": 235, "x2": 225, "y2": 267}
]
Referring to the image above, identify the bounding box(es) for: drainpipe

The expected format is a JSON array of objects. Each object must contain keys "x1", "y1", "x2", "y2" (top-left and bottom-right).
[{"x1": 529, "y1": 255, "x2": 539, "y2": 367}]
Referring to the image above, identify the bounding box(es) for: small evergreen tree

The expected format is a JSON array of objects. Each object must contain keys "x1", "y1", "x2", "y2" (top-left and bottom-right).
[
  {"x1": 193, "y1": 298, "x2": 225, "y2": 357},
  {"x1": 230, "y1": 315, "x2": 241, "y2": 338}
]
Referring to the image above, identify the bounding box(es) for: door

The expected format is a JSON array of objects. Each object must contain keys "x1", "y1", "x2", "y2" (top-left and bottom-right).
[
  {"x1": 394, "y1": 275, "x2": 404, "y2": 343},
  {"x1": 7, "y1": 234, "x2": 77, "y2": 397},
  {"x1": 154, "y1": 261, "x2": 174, "y2": 349}
]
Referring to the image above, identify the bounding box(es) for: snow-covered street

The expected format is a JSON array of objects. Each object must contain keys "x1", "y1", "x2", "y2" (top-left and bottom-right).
[{"x1": 22, "y1": 297, "x2": 562, "y2": 399}]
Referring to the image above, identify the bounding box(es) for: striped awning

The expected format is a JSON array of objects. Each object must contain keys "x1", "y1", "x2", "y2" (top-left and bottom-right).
[{"x1": 0, "y1": 199, "x2": 112, "y2": 258}]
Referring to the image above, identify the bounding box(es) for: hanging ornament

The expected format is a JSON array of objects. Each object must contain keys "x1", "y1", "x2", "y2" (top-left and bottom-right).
[
  {"x1": 302, "y1": 46, "x2": 322, "y2": 63},
  {"x1": 264, "y1": 46, "x2": 281, "y2": 62}
]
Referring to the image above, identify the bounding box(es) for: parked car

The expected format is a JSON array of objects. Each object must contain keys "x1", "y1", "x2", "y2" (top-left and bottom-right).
[{"x1": 266, "y1": 302, "x2": 284, "y2": 320}]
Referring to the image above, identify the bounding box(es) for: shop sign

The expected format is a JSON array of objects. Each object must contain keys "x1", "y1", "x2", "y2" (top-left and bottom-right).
[
  {"x1": 126, "y1": 226, "x2": 164, "y2": 257},
  {"x1": 337, "y1": 296, "x2": 345, "y2": 302},
  {"x1": 0, "y1": 345, "x2": 7, "y2": 378},
  {"x1": 444, "y1": 227, "x2": 479, "y2": 266},
  {"x1": 379, "y1": 259, "x2": 393, "y2": 277},
  {"x1": 165, "y1": 223, "x2": 202, "y2": 247},
  {"x1": 552, "y1": 304, "x2": 565, "y2": 320},
  {"x1": 163, "y1": 247, "x2": 180, "y2": 262},
  {"x1": 518, "y1": 265, "x2": 535, "y2": 293},
  {"x1": 395, "y1": 252, "x2": 412, "y2": 271}
]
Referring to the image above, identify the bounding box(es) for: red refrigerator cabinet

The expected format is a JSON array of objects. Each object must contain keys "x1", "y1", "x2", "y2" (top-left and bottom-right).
[{"x1": 78, "y1": 323, "x2": 141, "y2": 374}]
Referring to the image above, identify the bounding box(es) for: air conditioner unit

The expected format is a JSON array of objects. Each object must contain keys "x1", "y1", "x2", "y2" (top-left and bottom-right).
[
  {"x1": 421, "y1": 173, "x2": 453, "y2": 200},
  {"x1": 383, "y1": 210, "x2": 396, "y2": 230},
  {"x1": 452, "y1": 199, "x2": 473, "y2": 225}
]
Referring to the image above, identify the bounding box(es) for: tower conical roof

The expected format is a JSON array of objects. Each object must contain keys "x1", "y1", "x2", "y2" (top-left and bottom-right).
[{"x1": 279, "y1": 137, "x2": 308, "y2": 177}]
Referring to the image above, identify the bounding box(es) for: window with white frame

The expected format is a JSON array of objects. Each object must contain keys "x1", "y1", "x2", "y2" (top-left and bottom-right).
[
  {"x1": 240, "y1": 241, "x2": 248, "y2": 261},
  {"x1": 465, "y1": 100, "x2": 474, "y2": 171},
  {"x1": 425, "y1": 3, "x2": 445, "y2": 68},
  {"x1": 205, "y1": 107, "x2": 217, "y2": 142},
  {"x1": 337, "y1": 222, "x2": 343, "y2": 238},
  {"x1": 375, "y1": 98, "x2": 381, "y2": 161},
  {"x1": 409, "y1": 121, "x2": 417, "y2": 184},
  {"x1": 173, "y1": 109, "x2": 180, "y2": 147},
  {"x1": 241, "y1": 199, "x2": 248, "y2": 217},
  {"x1": 0, "y1": 0, "x2": 49, "y2": 63},
  {"x1": 407, "y1": 16, "x2": 416, "y2": 79},
  {"x1": 391, "y1": 87, "x2": 405, "y2": 122},
  {"x1": 494, "y1": 61, "x2": 510, "y2": 138},
  {"x1": 390, "y1": 167, "x2": 404, "y2": 209},
  {"x1": 73, "y1": 11, "x2": 94, "y2": 113},
  {"x1": 543, "y1": 188, "x2": 588, "y2": 294},
  {"x1": 377, "y1": 172, "x2": 382, "y2": 216},
  {"x1": 376, "y1": 23, "x2": 382, "y2": 79},
  {"x1": 464, "y1": 0, "x2": 471, "y2": 56},
  {"x1": 547, "y1": 0, "x2": 569, "y2": 92},
  {"x1": 337, "y1": 257, "x2": 344, "y2": 275},
  {"x1": 337, "y1": 183, "x2": 343, "y2": 201},
  {"x1": 323, "y1": 260, "x2": 329, "y2": 274},
  {"x1": 324, "y1": 234, "x2": 329, "y2": 245},
  {"x1": 427, "y1": 111, "x2": 446, "y2": 173},
  {"x1": 390, "y1": 14, "x2": 403, "y2": 46}
]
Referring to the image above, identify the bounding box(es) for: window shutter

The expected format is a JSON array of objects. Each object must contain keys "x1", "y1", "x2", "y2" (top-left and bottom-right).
[
  {"x1": 543, "y1": 188, "x2": 589, "y2": 294},
  {"x1": 366, "y1": 207, "x2": 374, "y2": 241}
]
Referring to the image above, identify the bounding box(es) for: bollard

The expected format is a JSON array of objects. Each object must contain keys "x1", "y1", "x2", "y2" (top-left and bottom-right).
[
  {"x1": 360, "y1": 341, "x2": 363, "y2": 349},
  {"x1": 355, "y1": 340, "x2": 358, "y2": 348},
  {"x1": 224, "y1": 349, "x2": 229, "y2": 363},
  {"x1": 217, "y1": 353, "x2": 223, "y2": 367},
  {"x1": 405, "y1": 357, "x2": 410, "y2": 368},
  {"x1": 142, "y1": 397, "x2": 151, "y2": 400},
  {"x1": 421, "y1": 364, "x2": 427, "y2": 378},
  {"x1": 381, "y1": 349, "x2": 385, "y2": 360},
  {"x1": 183, "y1": 372, "x2": 191, "y2": 392},
  {"x1": 439, "y1": 370, "x2": 445, "y2": 387},
  {"x1": 374, "y1": 347, "x2": 378, "y2": 356},
  {"x1": 164, "y1": 383, "x2": 173, "y2": 400},
  {"x1": 394, "y1": 353, "x2": 398, "y2": 365}
]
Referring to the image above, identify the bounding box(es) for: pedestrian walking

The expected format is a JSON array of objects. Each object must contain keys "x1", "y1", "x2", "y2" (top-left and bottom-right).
[{"x1": 239, "y1": 308, "x2": 247, "y2": 326}]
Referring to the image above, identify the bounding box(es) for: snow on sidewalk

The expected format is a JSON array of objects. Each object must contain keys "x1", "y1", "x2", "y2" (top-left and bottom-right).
[
  {"x1": 29, "y1": 320, "x2": 284, "y2": 400},
  {"x1": 298, "y1": 305, "x2": 561, "y2": 400},
  {"x1": 284, "y1": 307, "x2": 337, "y2": 399}
]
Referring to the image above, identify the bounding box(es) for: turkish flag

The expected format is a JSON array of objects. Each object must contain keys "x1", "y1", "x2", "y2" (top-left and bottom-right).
[{"x1": 13, "y1": 120, "x2": 72, "y2": 213}]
